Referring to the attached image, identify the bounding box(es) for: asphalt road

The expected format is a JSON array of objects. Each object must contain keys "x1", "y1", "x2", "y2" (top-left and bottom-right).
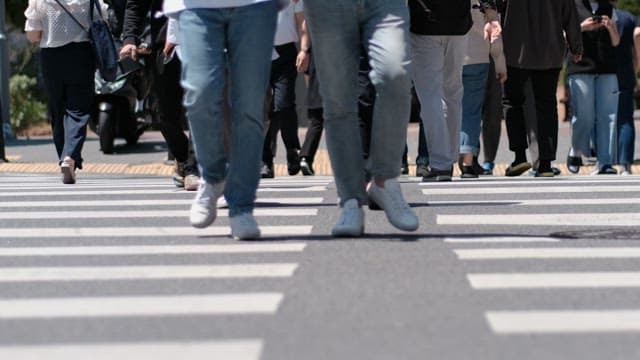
[{"x1": 0, "y1": 173, "x2": 639, "y2": 359}]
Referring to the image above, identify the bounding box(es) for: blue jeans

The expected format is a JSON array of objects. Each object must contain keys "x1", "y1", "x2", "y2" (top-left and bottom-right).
[
  {"x1": 305, "y1": 0, "x2": 411, "y2": 205},
  {"x1": 617, "y1": 88, "x2": 636, "y2": 165},
  {"x1": 460, "y1": 63, "x2": 490, "y2": 156},
  {"x1": 178, "y1": 1, "x2": 278, "y2": 216},
  {"x1": 568, "y1": 73, "x2": 618, "y2": 166}
]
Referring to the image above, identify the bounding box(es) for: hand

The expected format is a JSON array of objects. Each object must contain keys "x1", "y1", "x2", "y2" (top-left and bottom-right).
[
  {"x1": 601, "y1": 15, "x2": 616, "y2": 30},
  {"x1": 296, "y1": 50, "x2": 309, "y2": 73},
  {"x1": 581, "y1": 17, "x2": 603, "y2": 32},
  {"x1": 496, "y1": 72, "x2": 507, "y2": 84},
  {"x1": 163, "y1": 42, "x2": 177, "y2": 57},
  {"x1": 119, "y1": 44, "x2": 138, "y2": 60},
  {"x1": 574, "y1": 54, "x2": 583, "y2": 63},
  {"x1": 26, "y1": 30, "x2": 42, "y2": 43},
  {"x1": 484, "y1": 20, "x2": 501, "y2": 43}
]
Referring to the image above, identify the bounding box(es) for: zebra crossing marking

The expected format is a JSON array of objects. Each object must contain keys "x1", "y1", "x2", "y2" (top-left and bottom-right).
[
  {"x1": 455, "y1": 247, "x2": 640, "y2": 260},
  {"x1": 0, "y1": 209, "x2": 317, "y2": 220},
  {"x1": 0, "y1": 293, "x2": 284, "y2": 319},
  {"x1": 0, "y1": 226, "x2": 313, "y2": 238},
  {"x1": 0, "y1": 243, "x2": 306, "y2": 256},
  {"x1": 430, "y1": 198, "x2": 640, "y2": 206},
  {"x1": 438, "y1": 213, "x2": 640, "y2": 226},
  {"x1": 0, "y1": 264, "x2": 298, "y2": 282},
  {"x1": 444, "y1": 237, "x2": 560, "y2": 243},
  {"x1": 0, "y1": 340, "x2": 263, "y2": 360},
  {"x1": 0, "y1": 198, "x2": 324, "y2": 208},
  {"x1": 468, "y1": 272, "x2": 640, "y2": 289},
  {"x1": 486, "y1": 310, "x2": 640, "y2": 334},
  {"x1": 423, "y1": 185, "x2": 640, "y2": 195}
]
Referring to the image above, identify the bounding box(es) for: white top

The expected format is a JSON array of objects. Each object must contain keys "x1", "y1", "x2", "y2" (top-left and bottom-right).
[
  {"x1": 274, "y1": 0, "x2": 303, "y2": 46},
  {"x1": 464, "y1": 0, "x2": 506, "y2": 75},
  {"x1": 24, "y1": 0, "x2": 108, "y2": 48},
  {"x1": 163, "y1": 0, "x2": 275, "y2": 16}
]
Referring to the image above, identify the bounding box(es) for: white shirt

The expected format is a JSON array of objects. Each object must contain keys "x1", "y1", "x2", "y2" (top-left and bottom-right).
[
  {"x1": 273, "y1": 0, "x2": 303, "y2": 46},
  {"x1": 24, "y1": 0, "x2": 108, "y2": 48},
  {"x1": 163, "y1": 0, "x2": 274, "y2": 16}
]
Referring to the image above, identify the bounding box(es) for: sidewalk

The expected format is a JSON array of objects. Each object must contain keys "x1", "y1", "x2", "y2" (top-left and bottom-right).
[{"x1": 2, "y1": 120, "x2": 640, "y2": 177}]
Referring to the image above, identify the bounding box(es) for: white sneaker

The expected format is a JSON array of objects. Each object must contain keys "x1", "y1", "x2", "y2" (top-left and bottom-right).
[
  {"x1": 331, "y1": 198, "x2": 364, "y2": 237},
  {"x1": 230, "y1": 212, "x2": 261, "y2": 240},
  {"x1": 61, "y1": 157, "x2": 76, "y2": 184},
  {"x1": 190, "y1": 180, "x2": 225, "y2": 228},
  {"x1": 368, "y1": 178, "x2": 419, "y2": 231}
]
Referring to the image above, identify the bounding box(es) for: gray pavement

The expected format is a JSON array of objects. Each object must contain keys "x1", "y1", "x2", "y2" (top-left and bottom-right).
[{"x1": 0, "y1": 174, "x2": 639, "y2": 359}]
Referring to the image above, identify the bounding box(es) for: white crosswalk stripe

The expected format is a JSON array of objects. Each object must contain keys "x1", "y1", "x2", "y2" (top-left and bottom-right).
[
  {"x1": 436, "y1": 177, "x2": 640, "y2": 336},
  {"x1": 0, "y1": 340, "x2": 263, "y2": 360},
  {"x1": 0, "y1": 174, "x2": 327, "y2": 358}
]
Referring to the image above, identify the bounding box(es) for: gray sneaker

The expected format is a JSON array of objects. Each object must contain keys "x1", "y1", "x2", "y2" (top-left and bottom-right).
[
  {"x1": 230, "y1": 212, "x2": 261, "y2": 240},
  {"x1": 368, "y1": 178, "x2": 419, "y2": 231},
  {"x1": 190, "y1": 180, "x2": 225, "y2": 228},
  {"x1": 331, "y1": 199, "x2": 364, "y2": 237}
]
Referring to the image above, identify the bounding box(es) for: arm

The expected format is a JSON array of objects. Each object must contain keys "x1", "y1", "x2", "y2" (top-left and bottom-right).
[
  {"x1": 24, "y1": 0, "x2": 43, "y2": 44},
  {"x1": 602, "y1": 15, "x2": 620, "y2": 47},
  {"x1": 634, "y1": 26, "x2": 640, "y2": 74},
  {"x1": 295, "y1": 13, "x2": 310, "y2": 73},
  {"x1": 563, "y1": 0, "x2": 584, "y2": 62},
  {"x1": 489, "y1": 37, "x2": 507, "y2": 83},
  {"x1": 120, "y1": 0, "x2": 152, "y2": 59}
]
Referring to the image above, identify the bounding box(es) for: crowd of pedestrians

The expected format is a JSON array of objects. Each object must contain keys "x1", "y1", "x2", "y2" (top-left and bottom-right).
[{"x1": 23, "y1": 0, "x2": 640, "y2": 239}]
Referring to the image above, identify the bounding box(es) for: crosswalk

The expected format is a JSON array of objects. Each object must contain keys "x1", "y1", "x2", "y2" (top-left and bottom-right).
[
  {"x1": 429, "y1": 175, "x2": 640, "y2": 337},
  {"x1": 0, "y1": 174, "x2": 332, "y2": 359}
]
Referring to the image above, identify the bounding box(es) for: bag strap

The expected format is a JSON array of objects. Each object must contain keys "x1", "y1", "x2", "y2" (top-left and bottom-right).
[
  {"x1": 52, "y1": 0, "x2": 89, "y2": 33},
  {"x1": 90, "y1": 0, "x2": 107, "y2": 22}
]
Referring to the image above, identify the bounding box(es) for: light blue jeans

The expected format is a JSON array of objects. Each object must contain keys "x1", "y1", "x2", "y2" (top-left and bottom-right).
[
  {"x1": 568, "y1": 73, "x2": 618, "y2": 166},
  {"x1": 304, "y1": 0, "x2": 411, "y2": 206},
  {"x1": 460, "y1": 63, "x2": 490, "y2": 156},
  {"x1": 178, "y1": 1, "x2": 278, "y2": 216}
]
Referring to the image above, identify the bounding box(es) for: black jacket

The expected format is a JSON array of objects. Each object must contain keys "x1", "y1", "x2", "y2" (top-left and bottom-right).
[
  {"x1": 408, "y1": 0, "x2": 473, "y2": 36},
  {"x1": 566, "y1": 0, "x2": 618, "y2": 75},
  {"x1": 121, "y1": 0, "x2": 164, "y2": 48}
]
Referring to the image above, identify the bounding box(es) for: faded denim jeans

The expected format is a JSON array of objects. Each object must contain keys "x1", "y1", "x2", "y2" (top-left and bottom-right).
[
  {"x1": 304, "y1": 0, "x2": 412, "y2": 205},
  {"x1": 178, "y1": 1, "x2": 278, "y2": 216}
]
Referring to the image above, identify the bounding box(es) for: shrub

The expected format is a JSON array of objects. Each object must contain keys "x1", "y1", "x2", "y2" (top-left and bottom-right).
[{"x1": 9, "y1": 74, "x2": 47, "y2": 136}]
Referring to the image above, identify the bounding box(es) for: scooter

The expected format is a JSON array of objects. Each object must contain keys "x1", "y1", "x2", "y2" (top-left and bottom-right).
[{"x1": 90, "y1": 45, "x2": 157, "y2": 154}]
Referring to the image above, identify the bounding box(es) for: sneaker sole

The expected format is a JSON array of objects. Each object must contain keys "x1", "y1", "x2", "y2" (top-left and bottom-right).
[{"x1": 61, "y1": 166, "x2": 75, "y2": 184}]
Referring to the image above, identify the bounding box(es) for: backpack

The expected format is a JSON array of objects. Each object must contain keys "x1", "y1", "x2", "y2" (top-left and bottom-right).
[{"x1": 409, "y1": 0, "x2": 473, "y2": 36}]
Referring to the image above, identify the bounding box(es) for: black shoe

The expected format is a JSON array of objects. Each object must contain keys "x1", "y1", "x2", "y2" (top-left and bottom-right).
[
  {"x1": 422, "y1": 167, "x2": 452, "y2": 182},
  {"x1": 401, "y1": 163, "x2": 409, "y2": 175},
  {"x1": 472, "y1": 157, "x2": 485, "y2": 176},
  {"x1": 505, "y1": 161, "x2": 532, "y2": 177},
  {"x1": 551, "y1": 167, "x2": 561, "y2": 176},
  {"x1": 287, "y1": 149, "x2": 300, "y2": 176},
  {"x1": 261, "y1": 163, "x2": 274, "y2": 179},
  {"x1": 593, "y1": 165, "x2": 617, "y2": 175},
  {"x1": 566, "y1": 155, "x2": 582, "y2": 174},
  {"x1": 460, "y1": 165, "x2": 478, "y2": 179},
  {"x1": 300, "y1": 157, "x2": 315, "y2": 176},
  {"x1": 415, "y1": 164, "x2": 429, "y2": 177}
]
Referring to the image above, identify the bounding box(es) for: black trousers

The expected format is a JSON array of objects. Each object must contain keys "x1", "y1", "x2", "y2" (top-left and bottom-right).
[
  {"x1": 154, "y1": 50, "x2": 194, "y2": 165},
  {"x1": 40, "y1": 42, "x2": 94, "y2": 169},
  {"x1": 263, "y1": 42, "x2": 300, "y2": 165},
  {"x1": 503, "y1": 67, "x2": 561, "y2": 162}
]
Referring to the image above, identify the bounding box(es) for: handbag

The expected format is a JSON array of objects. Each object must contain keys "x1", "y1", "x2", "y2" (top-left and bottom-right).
[{"x1": 53, "y1": 0, "x2": 119, "y2": 81}]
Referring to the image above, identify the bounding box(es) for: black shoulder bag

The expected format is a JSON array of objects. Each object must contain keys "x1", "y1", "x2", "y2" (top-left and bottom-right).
[{"x1": 53, "y1": 0, "x2": 119, "y2": 81}]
